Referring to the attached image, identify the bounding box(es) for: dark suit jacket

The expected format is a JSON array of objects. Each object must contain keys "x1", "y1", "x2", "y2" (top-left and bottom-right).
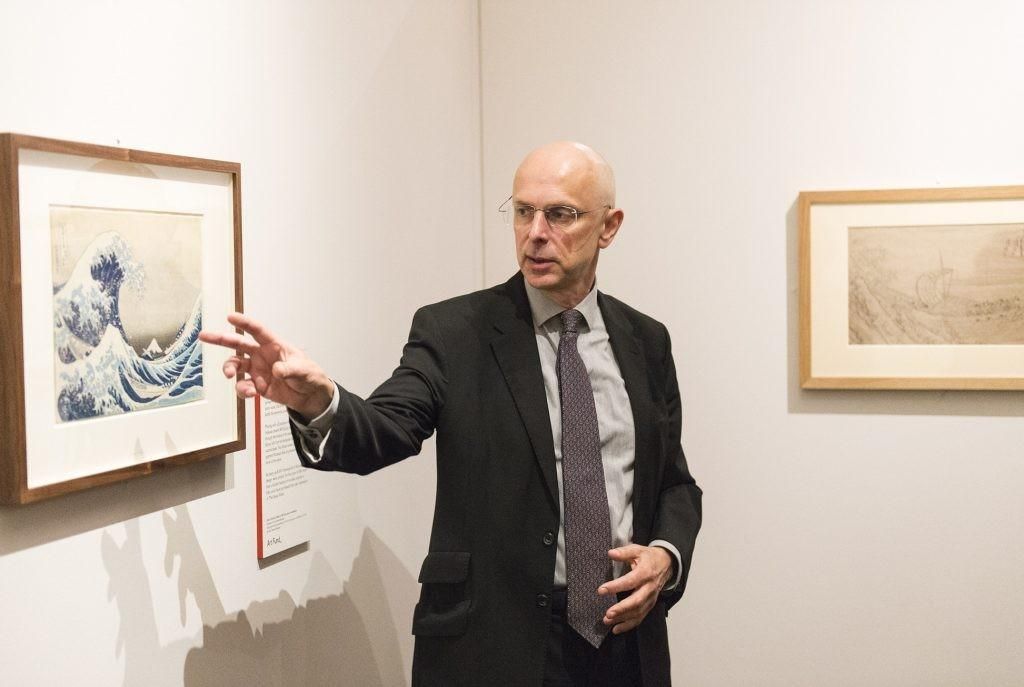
[{"x1": 296, "y1": 273, "x2": 702, "y2": 686}]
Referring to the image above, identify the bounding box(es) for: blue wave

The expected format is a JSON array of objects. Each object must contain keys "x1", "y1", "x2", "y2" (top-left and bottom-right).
[{"x1": 54, "y1": 232, "x2": 204, "y2": 423}]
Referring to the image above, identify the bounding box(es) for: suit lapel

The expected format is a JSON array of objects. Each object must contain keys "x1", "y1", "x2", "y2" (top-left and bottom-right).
[
  {"x1": 490, "y1": 274, "x2": 560, "y2": 511},
  {"x1": 599, "y1": 293, "x2": 657, "y2": 540}
]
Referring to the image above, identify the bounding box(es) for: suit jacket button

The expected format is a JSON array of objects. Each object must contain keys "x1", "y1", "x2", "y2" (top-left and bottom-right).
[
  {"x1": 536, "y1": 593, "x2": 549, "y2": 608},
  {"x1": 542, "y1": 531, "x2": 555, "y2": 546}
]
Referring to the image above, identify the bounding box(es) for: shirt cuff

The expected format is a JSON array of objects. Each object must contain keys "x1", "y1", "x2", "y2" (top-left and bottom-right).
[
  {"x1": 648, "y1": 539, "x2": 683, "y2": 591},
  {"x1": 287, "y1": 386, "x2": 339, "y2": 463}
]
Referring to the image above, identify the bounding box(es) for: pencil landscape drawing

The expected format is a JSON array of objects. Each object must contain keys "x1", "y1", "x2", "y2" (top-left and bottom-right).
[
  {"x1": 848, "y1": 223, "x2": 1024, "y2": 345},
  {"x1": 51, "y1": 206, "x2": 204, "y2": 422}
]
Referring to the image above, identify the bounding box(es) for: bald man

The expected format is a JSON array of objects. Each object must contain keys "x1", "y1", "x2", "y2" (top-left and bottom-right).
[{"x1": 201, "y1": 142, "x2": 701, "y2": 686}]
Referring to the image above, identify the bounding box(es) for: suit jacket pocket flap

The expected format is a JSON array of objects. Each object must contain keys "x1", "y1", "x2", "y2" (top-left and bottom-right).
[{"x1": 417, "y1": 551, "x2": 471, "y2": 584}]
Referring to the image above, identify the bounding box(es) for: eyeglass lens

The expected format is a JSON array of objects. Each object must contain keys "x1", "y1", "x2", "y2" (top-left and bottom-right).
[{"x1": 505, "y1": 204, "x2": 578, "y2": 228}]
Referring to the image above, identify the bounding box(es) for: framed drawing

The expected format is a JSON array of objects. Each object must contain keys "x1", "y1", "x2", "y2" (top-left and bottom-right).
[
  {"x1": 800, "y1": 185, "x2": 1024, "y2": 390},
  {"x1": 0, "y1": 134, "x2": 244, "y2": 503}
]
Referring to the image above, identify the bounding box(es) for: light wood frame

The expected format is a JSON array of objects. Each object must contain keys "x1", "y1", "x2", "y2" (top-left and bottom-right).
[
  {"x1": 0, "y1": 133, "x2": 245, "y2": 503},
  {"x1": 800, "y1": 185, "x2": 1024, "y2": 390}
]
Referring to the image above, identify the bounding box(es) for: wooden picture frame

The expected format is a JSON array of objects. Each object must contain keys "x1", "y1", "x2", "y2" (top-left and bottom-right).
[
  {"x1": 800, "y1": 185, "x2": 1024, "y2": 390},
  {"x1": 0, "y1": 134, "x2": 245, "y2": 503}
]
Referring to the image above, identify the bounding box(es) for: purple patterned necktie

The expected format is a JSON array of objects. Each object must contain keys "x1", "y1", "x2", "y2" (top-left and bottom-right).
[{"x1": 558, "y1": 308, "x2": 614, "y2": 648}]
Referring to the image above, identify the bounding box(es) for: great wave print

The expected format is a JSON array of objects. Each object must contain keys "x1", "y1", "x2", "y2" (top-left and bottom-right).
[{"x1": 50, "y1": 206, "x2": 203, "y2": 423}]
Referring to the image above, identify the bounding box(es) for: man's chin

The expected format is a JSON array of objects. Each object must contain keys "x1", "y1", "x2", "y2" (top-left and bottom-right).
[{"x1": 522, "y1": 269, "x2": 559, "y2": 291}]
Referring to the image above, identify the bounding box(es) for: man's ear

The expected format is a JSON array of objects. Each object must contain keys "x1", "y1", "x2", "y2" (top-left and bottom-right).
[{"x1": 598, "y1": 208, "x2": 624, "y2": 249}]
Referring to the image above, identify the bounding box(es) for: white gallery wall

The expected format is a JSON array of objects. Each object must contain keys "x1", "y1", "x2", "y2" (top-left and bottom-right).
[
  {"x1": 481, "y1": 1, "x2": 1024, "y2": 685},
  {"x1": 2, "y1": 1, "x2": 1023, "y2": 686},
  {"x1": 0, "y1": 1, "x2": 480, "y2": 685}
]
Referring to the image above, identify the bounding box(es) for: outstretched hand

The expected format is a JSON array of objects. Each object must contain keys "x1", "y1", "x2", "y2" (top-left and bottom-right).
[
  {"x1": 597, "y1": 544, "x2": 674, "y2": 634},
  {"x1": 198, "y1": 312, "x2": 335, "y2": 420}
]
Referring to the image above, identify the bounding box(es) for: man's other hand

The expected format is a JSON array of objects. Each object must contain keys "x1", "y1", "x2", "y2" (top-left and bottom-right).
[
  {"x1": 199, "y1": 312, "x2": 335, "y2": 420},
  {"x1": 597, "y1": 544, "x2": 674, "y2": 634}
]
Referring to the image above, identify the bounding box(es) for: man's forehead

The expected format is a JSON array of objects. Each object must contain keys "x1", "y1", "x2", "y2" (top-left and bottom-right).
[
  {"x1": 512, "y1": 179, "x2": 592, "y2": 209},
  {"x1": 514, "y1": 157, "x2": 596, "y2": 197}
]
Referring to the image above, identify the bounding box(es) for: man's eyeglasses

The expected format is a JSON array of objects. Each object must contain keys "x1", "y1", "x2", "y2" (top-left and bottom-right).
[{"x1": 499, "y1": 196, "x2": 610, "y2": 230}]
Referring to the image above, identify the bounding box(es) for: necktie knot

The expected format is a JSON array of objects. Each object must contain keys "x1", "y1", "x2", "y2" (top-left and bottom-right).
[{"x1": 560, "y1": 309, "x2": 583, "y2": 335}]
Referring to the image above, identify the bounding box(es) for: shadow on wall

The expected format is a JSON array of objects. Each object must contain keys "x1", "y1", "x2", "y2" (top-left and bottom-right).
[
  {"x1": 102, "y1": 505, "x2": 416, "y2": 686},
  {"x1": 0, "y1": 456, "x2": 226, "y2": 556}
]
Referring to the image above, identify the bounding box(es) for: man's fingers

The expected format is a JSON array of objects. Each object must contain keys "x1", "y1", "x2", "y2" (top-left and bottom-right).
[
  {"x1": 611, "y1": 618, "x2": 642, "y2": 635},
  {"x1": 607, "y1": 544, "x2": 646, "y2": 561},
  {"x1": 222, "y1": 356, "x2": 251, "y2": 379},
  {"x1": 599, "y1": 566, "x2": 642, "y2": 595},
  {"x1": 234, "y1": 379, "x2": 258, "y2": 399},
  {"x1": 251, "y1": 373, "x2": 271, "y2": 395},
  {"x1": 200, "y1": 330, "x2": 261, "y2": 356},
  {"x1": 603, "y1": 583, "x2": 658, "y2": 631},
  {"x1": 600, "y1": 545, "x2": 667, "y2": 632},
  {"x1": 227, "y1": 312, "x2": 280, "y2": 347},
  {"x1": 199, "y1": 329, "x2": 235, "y2": 347},
  {"x1": 605, "y1": 585, "x2": 654, "y2": 618},
  {"x1": 602, "y1": 545, "x2": 672, "y2": 596}
]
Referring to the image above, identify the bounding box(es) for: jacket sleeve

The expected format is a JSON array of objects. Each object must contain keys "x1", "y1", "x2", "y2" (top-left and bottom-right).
[
  {"x1": 295, "y1": 305, "x2": 449, "y2": 475},
  {"x1": 651, "y1": 325, "x2": 703, "y2": 609}
]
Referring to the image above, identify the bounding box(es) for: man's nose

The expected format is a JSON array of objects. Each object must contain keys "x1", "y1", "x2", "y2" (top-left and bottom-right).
[{"x1": 527, "y1": 210, "x2": 551, "y2": 240}]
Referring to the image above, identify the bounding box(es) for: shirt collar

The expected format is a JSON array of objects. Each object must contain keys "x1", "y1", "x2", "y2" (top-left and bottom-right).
[{"x1": 523, "y1": 278, "x2": 601, "y2": 331}]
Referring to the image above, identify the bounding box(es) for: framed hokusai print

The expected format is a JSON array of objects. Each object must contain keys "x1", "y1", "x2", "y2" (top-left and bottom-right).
[
  {"x1": 0, "y1": 134, "x2": 244, "y2": 503},
  {"x1": 799, "y1": 185, "x2": 1024, "y2": 390}
]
